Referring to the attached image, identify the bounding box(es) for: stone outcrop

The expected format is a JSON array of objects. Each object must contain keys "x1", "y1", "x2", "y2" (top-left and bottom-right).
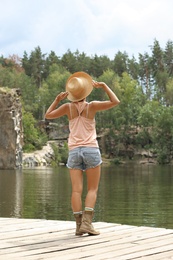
[
  {"x1": 0, "y1": 87, "x2": 23, "y2": 169},
  {"x1": 23, "y1": 142, "x2": 54, "y2": 167}
]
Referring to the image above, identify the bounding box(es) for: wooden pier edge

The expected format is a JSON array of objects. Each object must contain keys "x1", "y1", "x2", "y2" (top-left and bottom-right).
[{"x1": 0, "y1": 217, "x2": 173, "y2": 259}]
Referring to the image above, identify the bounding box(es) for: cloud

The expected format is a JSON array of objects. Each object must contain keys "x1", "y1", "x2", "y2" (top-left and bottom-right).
[{"x1": 0, "y1": 0, "x2": 173, "y2": 59}]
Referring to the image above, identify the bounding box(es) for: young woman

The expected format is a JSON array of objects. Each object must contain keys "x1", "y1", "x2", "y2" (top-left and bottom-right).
[{"x1": 45, "y1": 71, "x2": 120, "y2": 236}]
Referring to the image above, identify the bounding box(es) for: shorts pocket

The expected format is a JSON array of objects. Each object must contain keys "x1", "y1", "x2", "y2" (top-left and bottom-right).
[
  {"x1": 83, "y1": 150, "x2": 101, "y2": 164},
  {"x1": 68, "y1": 151, "x2": 79, "y2": 164}
]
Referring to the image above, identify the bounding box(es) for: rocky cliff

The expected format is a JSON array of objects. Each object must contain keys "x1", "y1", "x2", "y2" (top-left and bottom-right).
[{"x1": 0, "y1": 88, "x2": 23, "y2": 169}]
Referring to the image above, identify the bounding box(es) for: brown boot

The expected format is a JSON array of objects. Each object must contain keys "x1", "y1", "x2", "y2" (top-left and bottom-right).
[
  {"x1": 79, "y1": 210, "x2": 100, "y2": 235},
  {"x1": 74, "y1": 213, "x2": 83, "y2": 236}
]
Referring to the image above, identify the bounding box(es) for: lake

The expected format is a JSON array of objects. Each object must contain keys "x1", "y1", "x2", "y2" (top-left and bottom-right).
[{"x1": 0, "y1": 162, "x2": 173, "y2": 229}]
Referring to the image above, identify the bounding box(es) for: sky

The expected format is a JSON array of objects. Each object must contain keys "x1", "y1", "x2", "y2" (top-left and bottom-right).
[{"x1": 0, "y1": 0, "x2": 173, "y2": 60}]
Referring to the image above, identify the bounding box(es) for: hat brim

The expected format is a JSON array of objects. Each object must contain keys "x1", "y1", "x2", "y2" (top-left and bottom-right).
[{"x1": 66, "y1": 71, "x2": 93, "y2": 102}]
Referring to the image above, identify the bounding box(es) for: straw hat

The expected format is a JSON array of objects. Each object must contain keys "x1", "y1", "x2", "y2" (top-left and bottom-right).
[{"x1": 66, "y1": 71, "x2": 93, "y2": 102}]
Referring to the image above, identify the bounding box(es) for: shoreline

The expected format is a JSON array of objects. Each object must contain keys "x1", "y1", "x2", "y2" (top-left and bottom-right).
[{"x1": 22, "y1": 141, "x2": 160, "y2": 167}]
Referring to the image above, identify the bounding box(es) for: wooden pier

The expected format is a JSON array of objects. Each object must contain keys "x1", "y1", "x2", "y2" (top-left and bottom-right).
[{"x1": 0, "y1": 217, "x2": 173, "y2": 259}]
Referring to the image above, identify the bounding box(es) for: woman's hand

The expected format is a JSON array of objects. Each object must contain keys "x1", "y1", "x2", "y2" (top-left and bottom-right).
[
  {"x1": 56, "y1": 91, "x2": 69, "y2": 101},
  {"x1": 92, "y1": 80, "x2": 106, "y2": 89},
  {"x1": 45, "y1": 91, "x2": 69, "y2": 119}
]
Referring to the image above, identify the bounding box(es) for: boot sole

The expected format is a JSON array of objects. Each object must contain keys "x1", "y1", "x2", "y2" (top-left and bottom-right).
[{"x1": 79, "y1": 228, "x2": 100, "y2": 235}]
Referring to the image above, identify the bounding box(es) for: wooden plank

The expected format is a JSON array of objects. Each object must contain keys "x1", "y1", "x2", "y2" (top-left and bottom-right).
[
  {"x1": 0, "y1": 233, "x2": 168, "y2": 258},
  {"x1": 0, "y1": 222, "x2": 75, "y2": 239},
  {"x1": 23, "y1": 228, "x2": 173, "y2": 259},
  {"x1": 5, "y1": 235, "x2": 173, "y2": 260},
  {"x1": 0, "y1": 218, "x2": 173, "y2": 260},
  {"x1": 82, "y1": 233, "x2": 173, "y2": 260},
  {"x1": 137, "y1": 250, "x2": 173, "y2": 259},
  {"x1": 0, "y1": 223, "x2": 153, "y2": 252}
]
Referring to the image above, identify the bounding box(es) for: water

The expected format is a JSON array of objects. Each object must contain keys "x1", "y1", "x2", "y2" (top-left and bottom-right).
[{"x1": 0, "y1": 163, "x2": 173, "y2": 229}]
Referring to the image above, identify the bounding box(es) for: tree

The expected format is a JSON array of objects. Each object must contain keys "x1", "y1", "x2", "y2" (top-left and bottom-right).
[
  {"x1": 165, "y1": 78, "x2": 173, "y2": 106},
  {"x1": 2, "y1": 39, "x2": 173, "y2": 163},
  {"x1": 92, "y1": 69, "x2": 121, "y2": 129},
  {"x1": 150, "y1": 39, "x2": 169, "y2": 104},
  {"x1": 61, "y1": 49, "x2": 78, "y2": 73},
  {"x1": 151, "y1": 39, "x2": 164, "y2": 74},
  {"x1": 137, "y1": 101, "x2": 160, "y2": 150},
  {"x1": 22, "y1": 46, "x2": 46, "y2": 88},
  {"x1": 118, "y1": 72, "x2": 144, "y2": 128},
  {"x1": 89, "y1": 54, "x2": 107, "y2": 77},
  {"x1": 152, "y1": 106, "x2": 173, "y2": 164},
  {"x1": 128, "y1": 55, "x2": 139, "y2": 80},
  {"x1": 164, "y1": 40, "x2": 173, "y2": 76},
  {"x1": 75, "y1": 51, "x2": 91, "y2": 72},
  {"x1": 113, "y1": 51, "x2": 128, "y2": 76},
  {"x1": 138, "y1": 52, "x2": 153, "y2": 100},
  {"x1": 40, "y1": 66, "x2": 70, "y2": 122},
  {"x1": 22, "y1": 109, "x2": 47, "y2": 152},
  {"x1": 0, "y1": 55, "x2": 5, "y2": 66},
  {"x1": 44, "y1": 51, "x2": 61, "y2": 79}
]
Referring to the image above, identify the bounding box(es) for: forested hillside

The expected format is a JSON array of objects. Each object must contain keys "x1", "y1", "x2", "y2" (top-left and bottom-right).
[{"x1": 0, "y1": 39, "x2": 173, "y2": 164}]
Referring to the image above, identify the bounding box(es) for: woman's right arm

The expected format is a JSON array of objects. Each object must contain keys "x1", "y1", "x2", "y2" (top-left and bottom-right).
[{"x1": 45, "y1": 92, "x2": 69, "y2": 119}]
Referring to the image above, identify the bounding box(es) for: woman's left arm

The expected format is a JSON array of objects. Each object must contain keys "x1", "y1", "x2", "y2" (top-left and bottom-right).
[{"x1": 91, "y1": 81, "x2": 120, "y2": 111}]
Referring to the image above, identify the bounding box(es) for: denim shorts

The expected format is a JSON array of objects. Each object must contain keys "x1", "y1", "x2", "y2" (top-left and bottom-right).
[{"x1": 66, "y1": 147, "x2": 102, "y2": 171}]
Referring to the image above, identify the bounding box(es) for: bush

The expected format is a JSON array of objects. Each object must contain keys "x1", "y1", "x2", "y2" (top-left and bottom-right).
[
  {"x1": 22, "y1": 110, "x2": 47, "y2": 152},
  {"x1": 59, "y1": 142, "x2": 68, "y2": 164},
  {"x1": 50, "y1": 142, "x2": 68, "y2": 166}
]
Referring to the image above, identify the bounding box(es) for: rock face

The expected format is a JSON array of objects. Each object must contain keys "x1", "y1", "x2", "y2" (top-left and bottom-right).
[
  {"x1": 23, "y1": 142, "x2": 54, "y2": 167},
  {"x1": 0, "y1": 88, "x2": 23, "y2": 169}
]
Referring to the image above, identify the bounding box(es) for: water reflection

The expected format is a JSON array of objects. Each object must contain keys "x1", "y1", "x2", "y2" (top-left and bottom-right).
[
  {"x1": 22, "y1": 168, "x2": 72, "y2": 220},
  {"x1": 97, "y1": 163, "x2": 173, "y2": 229},
  {"x1": 0, "y1": 163, "x2": 173, "y2": 229},
  {"x1": 0, "y1": 169, "x2": 23, "y2": 218}
]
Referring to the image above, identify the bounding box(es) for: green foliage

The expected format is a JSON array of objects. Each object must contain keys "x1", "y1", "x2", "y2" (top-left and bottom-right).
[
  {"x1": 117, "y1": 72, "x2": 144, "y2": 129},
  {"x1": 1, "y1": 39, "x2": 173, "y2": 164},
  {"x1": 59, "y1": 142, "x2": 68, "y2": 164},
  {"x1": 137, "y1": 101, "x2": 160, "y2": 127},
  {"x1": 165, "y1": 78, "x2": 173, "y2": 105},
  {"x1": 136, "y1": 130, "x2": 150, "y2": 148},
  {"x1": 0, "y1": 65, "x2": 18, "y2": 88},
  {"x1": 49, "y1": 143, "x2": 61, "y2": 167},
  {"x1": 112, "y1": 157, "x2": 122, "y2": 165},
  {"x1": 22, "y1": 110, "x2": 47, "y2": 152},
  {"x1": 22, "y1": 46, "x2": 47, "y2": 87},
  {"x1": 113, "y1": 51, "x2": 128, "y2": 76},
  {"x1": 50, "y1": 142, "x2": 68, "y2": 166},
  {"x1": 151, "y1": 107, "x2": 173, "y2": 163}
]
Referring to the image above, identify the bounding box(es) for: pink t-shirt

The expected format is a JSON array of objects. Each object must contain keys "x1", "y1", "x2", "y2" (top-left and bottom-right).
[{"x1": 68, "y1": 102, "x2": 99, "y2": 150}]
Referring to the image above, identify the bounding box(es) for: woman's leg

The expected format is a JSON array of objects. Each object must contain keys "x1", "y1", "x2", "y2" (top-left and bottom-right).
[
  {"x1": 79, "y1": 165, "x2": 101, "y2": 235},
  {"x1": 69, "y1": 169, "x2": 84, "y2": 235},
  {"x1": 85, "y1": 165, "x2": 101, "y2": 208},
  {"x1": 69, "y1": 169, "x2": 83, "y2": 212}
]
